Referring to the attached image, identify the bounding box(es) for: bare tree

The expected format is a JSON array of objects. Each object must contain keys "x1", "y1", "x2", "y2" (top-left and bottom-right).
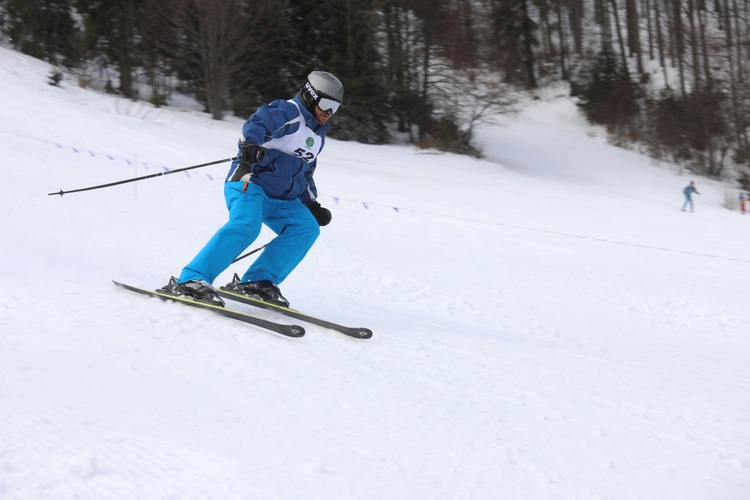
[{"x1": 163, "y1": 0, "x2": 261, "y2": 120}]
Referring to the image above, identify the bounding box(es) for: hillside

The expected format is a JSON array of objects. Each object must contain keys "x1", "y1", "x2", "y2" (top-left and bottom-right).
[{"x1": 1, "y1": 46, "x2": 749, "y2": 500}]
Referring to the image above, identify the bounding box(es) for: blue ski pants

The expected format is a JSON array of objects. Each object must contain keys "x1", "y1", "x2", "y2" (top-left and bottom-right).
[
  {"x1": 178, "y1": 181, "x2": 320, "y2": 285},
  {"x1": 682, "y1": 194, "x2": 694, "y2": 211}
]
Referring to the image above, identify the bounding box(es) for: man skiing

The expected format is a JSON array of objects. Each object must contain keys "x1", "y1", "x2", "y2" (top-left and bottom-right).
[
  {"x1": 160, "y1": 71, "x2": 344, "y2": 307},
  {"x1": 681, "y1": 181, "x2": 700, "y2": 212}
]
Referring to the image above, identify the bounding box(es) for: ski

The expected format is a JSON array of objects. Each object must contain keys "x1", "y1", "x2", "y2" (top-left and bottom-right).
[
  {"x1": 113, "y1": 281, "x2": 305, "y2": 338},
  {"x1": 218, "y1": 286, "x2": 373, "y2": 339}
]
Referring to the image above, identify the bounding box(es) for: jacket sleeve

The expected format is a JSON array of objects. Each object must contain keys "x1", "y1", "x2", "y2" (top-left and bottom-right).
[{"x1": 240, "y1": 100, "x2": 298, "y2": 146}]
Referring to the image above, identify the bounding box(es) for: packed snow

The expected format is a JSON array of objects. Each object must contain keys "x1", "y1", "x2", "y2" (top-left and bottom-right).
[{"x1": 1, "y1": 46, "x2": 749, "y2": 499}]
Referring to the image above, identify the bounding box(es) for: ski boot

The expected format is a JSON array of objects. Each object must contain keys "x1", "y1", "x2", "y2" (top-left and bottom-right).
[
  {"x1": 159, "y1": 276, "x2": 225, "y2": 307},
  {"x1": 225, "y1": 273, "x2": 290, "y2": 308}
]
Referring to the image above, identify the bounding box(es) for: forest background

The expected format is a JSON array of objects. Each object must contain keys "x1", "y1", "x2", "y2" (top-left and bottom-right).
[{"x1": 2, "y1": 0, "x2": 749, "y2": 188}]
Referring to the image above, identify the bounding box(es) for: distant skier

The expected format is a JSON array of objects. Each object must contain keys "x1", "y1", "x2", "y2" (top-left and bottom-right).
[
  {"x1": 739, "y1": 192, "x2": 746, "y2": 214},
  {"x1": 681, "y1": 181, "x2": 700, "y2": 212}
]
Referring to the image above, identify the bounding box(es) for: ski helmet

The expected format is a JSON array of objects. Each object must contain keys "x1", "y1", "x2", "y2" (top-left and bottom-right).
[{"x1": 298, "y1": 71, "x2": 344, "y2": 115}]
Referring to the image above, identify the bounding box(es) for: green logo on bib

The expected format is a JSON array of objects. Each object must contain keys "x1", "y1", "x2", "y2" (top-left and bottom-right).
[{"x1": 306, "y1": 137, "x2": 314, "y2": 148}]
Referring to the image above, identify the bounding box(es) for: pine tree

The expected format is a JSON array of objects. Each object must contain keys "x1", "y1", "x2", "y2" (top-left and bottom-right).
[
  {"x1": 285, "y1": 0, "x2": 390, "y2": 143},
  {"x1": 575, "y1": 43, "x2": 638, "y2": 127},
  {"x1": 491, "y1": 0, "x2": 539, "y2": 89},
  {"x1": 75, "y1": 0, "x2": 146, "y2": 98}
]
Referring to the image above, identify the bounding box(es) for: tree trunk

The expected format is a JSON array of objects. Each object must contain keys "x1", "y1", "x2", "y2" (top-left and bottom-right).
[
  {"x1": 670, "y1": 0, "x2": 687, "y2": 95},
  {"x1": 555, "y1": 0, "x2": 569, "y2": 80},
  {"x1": 731, "y1": 0, "x2": 744, "y2": 82},
  {"x1": 609, "y1": 0, "x2": 630, "y2": 78},
  {"x1": 117, "y1": 0, "x2": 136, "y2": 99},
  {"x1": 654, "y1": 0, "x2": 668, "y2": 86},
  {"x1": 519, "y1": 0, "x2": 537, "y2": 88},
  {"x1": 697, "y1": 2, "x2": 712, "y2": 90},
  {"x1": 567, "y1": 0, "x2": 584, "y2": 55},
  {"x1": 625, "y1": 0, "x2": 643, "y2": 74},
  {"x1": 686, "y1": 0, "x2": 702, "y2": 90},
  {"x1": 644, "y1": 0, "x2": 654, "y2": 61}
]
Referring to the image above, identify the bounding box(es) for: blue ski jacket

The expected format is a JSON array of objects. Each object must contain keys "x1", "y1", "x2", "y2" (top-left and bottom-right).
[
  {"x1": 683, "y1": 185, "x2": 699, "y2": 197},
  {"x1": 226, "y1": 94, "x2": 331, "y2": 204}
]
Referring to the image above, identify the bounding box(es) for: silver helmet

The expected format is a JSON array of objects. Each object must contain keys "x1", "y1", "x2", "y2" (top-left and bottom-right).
[{"x1": 299, "y1": 71, "x2": 344, "y2": 114}]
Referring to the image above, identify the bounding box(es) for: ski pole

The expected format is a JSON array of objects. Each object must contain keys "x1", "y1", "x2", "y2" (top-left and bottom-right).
[
  {"x1": 232, "y1": 244, "x2": 267, "y2": 263},
  {"x1": 48, "y1": 156, "x2": 238, "y2": 196}
]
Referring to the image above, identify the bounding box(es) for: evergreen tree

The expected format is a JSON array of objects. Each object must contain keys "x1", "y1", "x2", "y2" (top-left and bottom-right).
[
  {"x1": 492, "y1": 0, "x2": 539, "y2": 88},
  {"x1": 286, "y1": 0, "x2": 390, "y2": 143},
  {"x1": 574, "y1": 43, "x2": 638, "y2": 127},
  {"x1": 228, "y1": 0, "x2": 297, "y2": 117},
  {"x1": 75, "y1": 0, "x2": 146, "y2": 98},
  {"x1": 5, "y1": 0, "x2": 79, "y2": 67}
]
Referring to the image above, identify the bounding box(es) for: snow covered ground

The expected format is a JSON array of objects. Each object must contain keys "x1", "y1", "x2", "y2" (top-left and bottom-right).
[{"x1": 1, "y1": 46, "x2": 749, "y2": 500}]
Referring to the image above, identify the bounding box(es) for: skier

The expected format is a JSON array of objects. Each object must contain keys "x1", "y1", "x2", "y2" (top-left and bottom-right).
[
  {"x1": 739, "y1": 192, "x2": 746, "y2": 214},
  {"x1": 160, "y1": 71, "x2": 344, "y2": 307},
  {"x1": 681, "y1": 181, "x2": 700, "y2": 212}
]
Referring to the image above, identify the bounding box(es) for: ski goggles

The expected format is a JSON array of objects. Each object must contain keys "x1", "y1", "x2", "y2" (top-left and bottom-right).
[{"x1": 317, "y1": 96, "x2": 341, "y2": 114}]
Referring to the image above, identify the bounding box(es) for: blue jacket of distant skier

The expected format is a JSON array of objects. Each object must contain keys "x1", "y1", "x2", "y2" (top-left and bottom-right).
[
  {"x1": 225, "y1": 94, "x2": 331, "y2": 204},
  {"x1": 683, "y1": 185, "x2": 699, "y2": 198}
]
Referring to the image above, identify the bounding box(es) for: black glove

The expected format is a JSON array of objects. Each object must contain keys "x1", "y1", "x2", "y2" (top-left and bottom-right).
[
  {"x1": 307, "y1": 200, "x2": 332, "y2": 226},
  {"x1": 240, "y1": 143, "x2": 265, "y2": 165}
]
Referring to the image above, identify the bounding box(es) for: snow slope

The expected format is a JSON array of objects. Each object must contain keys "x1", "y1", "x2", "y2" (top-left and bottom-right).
[{"x1": 1, "y1": 46, "x2": 749, "y2": 500}]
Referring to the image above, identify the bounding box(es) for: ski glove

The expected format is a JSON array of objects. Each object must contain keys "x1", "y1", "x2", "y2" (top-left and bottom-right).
[
  {"x1": 240, "y1": 143, "x2": 265, "y2": 165},
  {"x1": 307, "y1": 200, "x2": 332, "y2": 227}
]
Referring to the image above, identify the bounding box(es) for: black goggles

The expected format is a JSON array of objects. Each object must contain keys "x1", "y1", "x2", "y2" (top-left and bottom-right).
[{"x1": 317, "y1": 96, "x2": 341, "y2": 114}]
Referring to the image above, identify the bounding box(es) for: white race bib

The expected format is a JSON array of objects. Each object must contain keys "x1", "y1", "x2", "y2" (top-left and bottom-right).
[{"x1": 262, "y1": 100, "x2": 323, "y2": 163}]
